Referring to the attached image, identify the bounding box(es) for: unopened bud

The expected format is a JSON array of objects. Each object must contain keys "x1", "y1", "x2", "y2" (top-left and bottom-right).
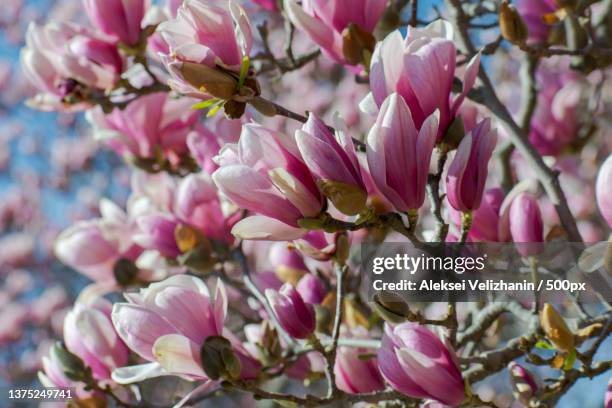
[
  {"x1": 51, "y1": 342, "x2": 89, "y2": 382},
  {"x1": 540, "y1": 303, "x2": 575, "y2": 352},
  {"x1": 499, "y1": 2, "x2": 529, "y2": 45},
  {"x1": 180, "y1": 62, "x2": 238, "y2": 100},
  {"x1": 200, "y1": 336, "x2": 241, "y2": 381},
  {"x1": 371, "y1": 291, "x2": 409, "y2": 323},
  {"x1": 342, "y1": 23, "x2": 376, "y2": 66},
  {"x1": 508, "y1": 362, "x2": 538, "y2": 405},
  {"x1": 317, "y1": 179, "x2": 367, "y2": 216}
]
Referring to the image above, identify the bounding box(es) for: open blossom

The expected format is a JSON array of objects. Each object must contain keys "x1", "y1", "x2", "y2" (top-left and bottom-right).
[
  {"x1": 509, "y1": 192, "x2": 544, "y2": 256},
  {"x1": 213, "y1": 123, "x2": 324, "y2": 240},
  {"x1": 20, "y1": 22, "x2": 123, "y2": 111},
  {"x1": 174, "y1": 173, "x2": 237, "y2": 243},
  {"x1": 158, "y1": 0, "x2": 253, "y2": 99},
  {"x1": 54, "y1": 199, "x2": 142, "y2": 283},
  {"x1": 596, "y1": 154, "x2": 612, "y2": 228},
  {"x1": 366, "y1": 93, "x2": 439, "y2": 212},
  {"x1": 284, "y1": 0, "x2": 386, "y2": 66},
  {"x1": 87, "y1": 92, "x2": 199, "y2": 169},
  {"x1": 266, "y1": 283, "x2": 316, "y2": 339},
  {"x1": 296, "y1": 114, "x2": 367, "y2": 215},
  {"x1": 363, "y1": 20, "x2": 480, "y2": 141},
  {"x1": 378, "y1": 322, "x2": 465, "y2": 406},
  {"x1": 64, "y1": 295, "x2": 129, "y2": 382},
  {"x1": 446, "y1": 118, "x2": 498, "y2": 212},
  {"x1": 335, "y1": 326, "x2": 385, "y2": 394},
  {"x1": 528, "y1": 62, "x2": 581, "y2": 156},
  {"x1": 83, "y1": 0, "x2": 149, "y2": 46},
  {"x1": 111, "y1": 275, "x2": 259, "y2": 383}
]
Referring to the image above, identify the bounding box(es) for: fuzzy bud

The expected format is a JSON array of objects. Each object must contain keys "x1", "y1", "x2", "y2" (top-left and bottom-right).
[{"x1": 540, "y1": 303, "x2": 575, "y2": 352}]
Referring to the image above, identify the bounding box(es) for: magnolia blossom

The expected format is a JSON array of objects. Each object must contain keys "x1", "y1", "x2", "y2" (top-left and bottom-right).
[
  {"x1": 446, "y1": 118, "x2": 498, "y2": 212},
  {"x1": 64, "y1": 295, "x2": 129, "y2": 382},
  {"x1": 266, "y1": 283, "x2": 316, "y2": 339},
  {"x1": 213, "y1": 123, "x2": 324, "y2": 240},
  {"x1": 363, "y1": 20, "x2": 480, "y2": 141},
  {"x1": 87, "y1": 92, "x2": 199, "y2": 168},
  {"x1": 20, "y1": 22, "x2": 123, "y2": 111},
  {"x1": 596, "y1": 154, "x2": 612, "y2": 228},
  {"x1": 509, "y1": 193, "x2": 544, "y2": 256},
  {"x1": 83, "y1": 0, "x2": 150, "y2": 46},
  {"x1": 378, "y1": 322, "x2": 465, "y2": 406},
  {"x1": 334, "y1": 326, "x2": 385, "y2": 394},
  {"x1": 54, "y1": 199, "x2": 142, "y2": 283},
  {"x1": 296, "y1": 273, "x2": 326, "y2": 305},
  {"x1": 296, "y1": 114, "x2": 367, "y2": 215},
  {"x1": 284, "y1": 0, "x2": 387, "y2": 66},
  {"x1": 111, "y1": 275, "x2": 259, "y2": 383},
  {"x1": 366, "y1": 93, "x2": 439, "y2": 212},
  {"x1": 158, "y1": 0, "x2": 253, "y2": 99}
]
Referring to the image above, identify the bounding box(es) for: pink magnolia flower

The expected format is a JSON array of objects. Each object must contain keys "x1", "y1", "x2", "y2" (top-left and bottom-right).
[
  {"x1": 158, "y1": 0, "x2": 253, "y2": 98},
  {"x1": 87, "y1": 92, "x2": 199, "y2": 169},
  {"x1": 362, "y1": 21, "x2": 480, "y2": 141},
  {"x1": 509, "y1": 192, "x2": 544, "y2": 256},
  {"x1": 20, "y1": 22, "x2": 123, "y2": 111},
  {"x1": 449, "y1": 188, "x2": 505, "y2": 242},
  {"x1": 335, "y1": 326, "x2": 385, "y2": 394},
  {"x1": 446, "y1": 118, "x2": 498, "y2": 212},
  {"x1": 366, "y1": 93, "x2": 439, "y2": 212},
  {"x1": 174, "y1": 173, "x2": 237, "y2": 243},
  {"x1": 83, "y1": 0, "x2": 150, "y2": 46},
  {"x1": 187, "y1": 116, "x2": 243, "y2": 174},
  {"x1": 596, "y1": 155, "x2": 612, "y2": 228},
  {"x1": 265, "y1": 283, "x2": 316, "y2": 339},
  {"x1": 528, "y1": 62, "x2": 581, "y2": 156},
  {"x1": 133, "y1": 213, "x2": 182, "y2": 258},
  {"x1": 55, "y1": 199, "x2": 142, "y2": 283},
  {"x1": 378, "y1": 322, "x2": 465, "y2": 406},
  {"x1": 516, "y1": 0, "x2": 557, "y2": 44},
  {"x1": 212, "y1": 123, "x2": 324, "y2": 240},
  {"x1": 296, "y1": 114, "x2": 367, "y2": 215},
  {"x1": 38, "y1": 346, "x2": 96, "y2": 400},
  {"x1": 284, "y1": 0, "x2": 387, "y2": 66},
  {"x1": 64, "y1": 295, "x2": 129, "y2": 382},
  {"x1": 111, "y1": 275, "x2": 259, "y2": 383},
  {"x1": 296, "y1": 273, "x2": 326, "y2": 304},
  {"x1": 269, "y1": 242, "x2": 309, "y2": 277},
  {"x1": 508, "y1": 362, "x2": 538, "y2": 406},
  {"x1": 144, "y1": 0, "x2": 182, "y2": 56}
]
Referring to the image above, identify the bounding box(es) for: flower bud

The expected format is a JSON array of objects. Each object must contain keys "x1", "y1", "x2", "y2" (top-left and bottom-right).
[
  {"x1": 179, "y1": 62, "x2": 238, "y2": 100},
  {"x1": 318, "y1": 180, "x2": 368, "y2": 216},
  {"x1": 508, "y1": 362, "x2": 538, "y2": 405},
  {"x1": 266, "y1": 284, "x2": 316, "y2": 339},
  {"x1": 605, "y1": 377, "x2": 612, "y2": 408},
  {"x1": 499, "y1": 1, "x2": 529, "y2": 45},
  {"x1": 596, "y1": 155, "x2": 612, "y2": 228},
  {"x1": 371, "y1": 291, "x2": 409, "y2": 324},
  {"x1": 540, "y1": 303, "x2": 575, "y2": 353},
  {"x1": 200, "y1": 336, "x2": 242, "y2": 381},
  {"x1": 509, "y1": 193, "x2": 544, "y2": 257},
  {"x1": 296, "y1": 274, "x2": 327, "y2": 305}
]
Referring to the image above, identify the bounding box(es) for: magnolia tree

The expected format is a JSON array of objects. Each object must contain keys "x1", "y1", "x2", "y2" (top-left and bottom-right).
[{"x1": 21, "y1": 0, "x2": 612, "y2": 407}]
